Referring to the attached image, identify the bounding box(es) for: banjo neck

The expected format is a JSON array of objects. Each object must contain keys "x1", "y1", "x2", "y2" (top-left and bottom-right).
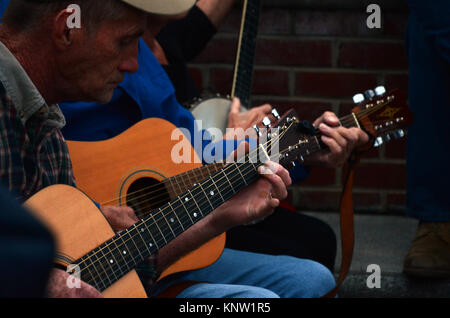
[{"x1": 230, "y1": 0, "x2": 261, "y2": 108}]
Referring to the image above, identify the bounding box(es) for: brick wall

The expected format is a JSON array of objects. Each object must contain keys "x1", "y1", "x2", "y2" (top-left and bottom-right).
[{"x1": 188, "y1": 2, "x2": 410, "y2": 214}]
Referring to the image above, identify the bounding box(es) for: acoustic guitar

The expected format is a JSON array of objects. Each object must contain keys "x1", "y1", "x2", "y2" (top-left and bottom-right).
[{"x1": 25, "y1": 89, "x2": 413, "y2": 297}]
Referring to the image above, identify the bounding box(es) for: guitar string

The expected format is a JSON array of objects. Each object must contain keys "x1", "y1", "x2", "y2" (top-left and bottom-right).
[
  {"x1": 80, "y1": 139, "x2": 316, "y2": 290},
  {"x1": 89, "y1": 129, "x2": 354, "y2": 290},
  {"x1": 85, "y1": 161, "x2": 256, "y2": 290},
  {"x1": 74, "y1": 122, "x2": 292, "y2": 278},
  {"x1": 73, "y1": 99, "x2": 400, "y2": 286},
  {"x1": 80, "y1": 152, "x2": 268, "y2": 289},
  {"x1": 95, "y1": 112, "x2": 359, "y2": 207},
  {"x1": 77, "y1": 120, "x2": 297, "y2": 289},
  {"x1": 98, "y1": 91, "x2": 400, "y2": 207},
  {"x1": 99, "y1": 111, "x2": 366, "y2": 209},
  {"x1": 92, "y1": 99, "x2": 399, "y2": 220},
  {"x1": 77, "y1": 106, "x2": 402, "y2": 288}
]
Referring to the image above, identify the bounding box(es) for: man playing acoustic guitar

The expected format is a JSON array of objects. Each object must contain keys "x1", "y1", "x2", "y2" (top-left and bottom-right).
[
  {"x1": 0, "y1": 0, "x2": 347, "y2": 298},
  {"x1": 54, "y1": 0, "x2": 369, "y2": 298}
]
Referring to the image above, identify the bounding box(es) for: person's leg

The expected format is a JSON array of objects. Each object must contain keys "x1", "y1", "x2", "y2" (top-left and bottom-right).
[
  {"x1": 176, "y1": 283, "x2": 280, "y2": 298},
  {"x1": 403, "y1": 11, "x2": 450, "y2": 278},
  {"x1": 226, "y1": 208, "x2": 337, "y2": 271},
  {"x1": 153, "y1": 248, "x2": 336, "y2": 298}
]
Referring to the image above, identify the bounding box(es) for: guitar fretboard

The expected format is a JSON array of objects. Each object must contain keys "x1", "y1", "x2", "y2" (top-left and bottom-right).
[
  {"x1": 75, "y1": 160, "x2": 262, "y2": 292},
  {"x1": 164, "y1": 162, "x2": 226, "y2": 200},
  {"x1": 231, "y1": 0, "x2": 261, "y2": 108},
  {"x1": 279, "y1": 113, "x2": 361, "y2": 166}
]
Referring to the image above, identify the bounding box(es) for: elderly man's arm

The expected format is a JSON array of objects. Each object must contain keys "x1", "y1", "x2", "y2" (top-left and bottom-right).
[{"x1": 156, "y1": 160, "x2": 291, "y2": 275}]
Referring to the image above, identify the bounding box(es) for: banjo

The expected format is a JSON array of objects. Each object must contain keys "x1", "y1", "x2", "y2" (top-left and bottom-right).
[{"x1": 190, "y1": 0, "x2": 261, "y2": 132}]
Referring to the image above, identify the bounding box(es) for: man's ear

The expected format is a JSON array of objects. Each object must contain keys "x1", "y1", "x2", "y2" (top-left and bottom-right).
[{"x1": 51, "y1": 8, "x2": 81, "y2": 51}]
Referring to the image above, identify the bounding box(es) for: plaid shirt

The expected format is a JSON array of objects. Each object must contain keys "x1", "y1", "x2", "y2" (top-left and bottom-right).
[
  {"x1": 0, "y1": 41, "x2": 75, "y2": 201},
  {"x1": 0, "y1": 41, "x2": 159, "y2": 293}
]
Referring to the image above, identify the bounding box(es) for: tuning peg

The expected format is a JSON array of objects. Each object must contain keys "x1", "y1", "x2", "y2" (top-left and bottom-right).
[
  {"x1": 392, "y1": 129, "x2": 405, "y2": 139},
  {"x1": 271, "y1": 109, "x2": 281, "y2": 120},
  {"x1": 364, "y1": 90, "x2": 376, "y2": 100},
  {"x1": 253, "y1": 125, "x2": 261, "y2": 137},
  {"x1": 374, "y1": 86, "x2": 386, "y2": 96},
  {"x1": 373, "y1": 137, "x2": 384, "y2": 148},
  {"x1": 353, "y1": 93, "x2": 365, "y2": 104},
  {"x1": 262, "y1": 117, "x2": 272, "y2": 128}
]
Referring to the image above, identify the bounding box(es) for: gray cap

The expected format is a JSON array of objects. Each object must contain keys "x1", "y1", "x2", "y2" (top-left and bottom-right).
[{"x1": 119, "y1": 0, "x2": 196, "y2": 15}]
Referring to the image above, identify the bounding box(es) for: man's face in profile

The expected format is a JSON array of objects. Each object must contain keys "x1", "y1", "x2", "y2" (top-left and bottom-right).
[{"x1": 58, "y1": 8, "x2": 146, "y2": 104}]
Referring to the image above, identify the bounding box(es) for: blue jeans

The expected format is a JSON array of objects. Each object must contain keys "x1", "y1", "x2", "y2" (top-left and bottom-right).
[
  {"x1": 405, "y1": 2, "x2": 450, "y2": 222},
  {"x1": 153, "y1": 248, "x2": 336, "y2": 298}
]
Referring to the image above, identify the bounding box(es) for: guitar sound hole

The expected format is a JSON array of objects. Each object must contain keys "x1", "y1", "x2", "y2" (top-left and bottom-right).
[{"x1": 126, "y1": 178, "x2": 170, "y2": 219}]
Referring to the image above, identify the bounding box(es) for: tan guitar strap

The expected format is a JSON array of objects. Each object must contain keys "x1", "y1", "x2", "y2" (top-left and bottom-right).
[{"x1": 323, "y1": 152, "x2": 360, "y2": 298}]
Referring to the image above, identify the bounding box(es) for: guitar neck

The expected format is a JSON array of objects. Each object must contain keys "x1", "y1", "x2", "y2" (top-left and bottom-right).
[
  {"x1": 231, "y1": 0, "x2": 261, "y2": 108},
  {"x1": 164, "y1": 162, "x2": 226, "y2": 200},
  {"x1": 288, "y1": 113, "x2": 362, "y2": 162},
  {"x1": 76, "y1": 158, "x2": 263, "y2": 292}
]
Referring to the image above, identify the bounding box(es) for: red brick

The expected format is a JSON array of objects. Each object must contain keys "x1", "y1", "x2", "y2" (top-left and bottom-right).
[
  {"x1": 384, "y1": 13, "x2": 409, "y2": 37},
  {"x1": 255, "y1": 39, "x2": 332, "y2": 67},
  {"x1": 294, "y1": 10, "x2": 379, "y2": 37},
  {"x1": 354, "y1": 163, "x2": 407, "y2": 189},
  {"x1": 220, "y1": 8, "x2": 291, "y2": 35},
  {"x1": 259, "y1": 10, "x2": 292, "y2": 35},
  {"x1": 294, "y1": 189, "x2": 383, "y2": 212},
  {"x1": 295, "y1": 189, "x2": 341, "y2": 211},
  {"x1": 194, "y1": 38, "x2": 238, "y2": 64},
  {"x1": 250, "y1": 99, "x2": 333, "y2": 122},
  {"x1": 385, "y1": 137, "x2": 407, "y2": 159},
  {"x1": 219, "y1": 8, "x2": 242, "y2": 33},
  {"x1": 296, "y1": 72, "x2": 378, "y2": 98},
  {"x1": 353, "y1": 192, "x2": 382, "y2": 210},
  {"x1": 188, "y1": 67, "x2": 204, "y2": 92},
  {"x1": 210, "y1": 68, "x2": 234, "y2": 95},
  {"x1": 302, "y1": 167, "x2": 337, "y2": 186},
  {"x1": 385, "y1": 74, "x2": 409, "y2": 95},
  {"x1": 339, "y1": 42, "x2": 408, "y2": 70},
  {"x1": 251, "y1": 69, "x2": 290, "y2": 96},
  {"x1": 387, "y1": 193, "x2": 406, "y2": 207}
]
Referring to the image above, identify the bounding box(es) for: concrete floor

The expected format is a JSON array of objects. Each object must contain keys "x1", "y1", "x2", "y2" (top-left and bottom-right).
[{"x1": 305, "y1": 212, "x2": 450, "y2": 298}]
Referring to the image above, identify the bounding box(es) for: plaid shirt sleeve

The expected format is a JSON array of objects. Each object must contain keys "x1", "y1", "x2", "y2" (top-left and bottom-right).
[
  {"x1": 0, "y1": 82, "x2": 75, "y2": 201},
  {"x1": 0, "y1": 82, "x2": 160, "y2": 295}
]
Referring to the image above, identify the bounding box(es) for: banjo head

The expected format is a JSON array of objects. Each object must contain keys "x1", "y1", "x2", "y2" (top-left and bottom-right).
[{"x1": 190, "y1": 96, "x2": 248, "y2": 133}]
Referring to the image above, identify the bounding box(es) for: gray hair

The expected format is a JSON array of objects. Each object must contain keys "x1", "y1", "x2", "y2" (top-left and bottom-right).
[{"x1": 2, "y1": 0, "x2": 136, "y2": 34}]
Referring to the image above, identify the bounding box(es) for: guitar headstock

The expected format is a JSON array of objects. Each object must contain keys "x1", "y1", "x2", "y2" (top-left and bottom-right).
[
  {"x1": 255, "y1": 86, "x2": 413, "y2": 169},
  {"x1": 351, "y1": 86, "x2": 413, "y2": 148}
]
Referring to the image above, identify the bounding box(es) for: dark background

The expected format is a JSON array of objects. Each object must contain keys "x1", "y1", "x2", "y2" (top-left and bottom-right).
[{"x1": 188, "y1": 0, "x2": 410, "y2": 215}]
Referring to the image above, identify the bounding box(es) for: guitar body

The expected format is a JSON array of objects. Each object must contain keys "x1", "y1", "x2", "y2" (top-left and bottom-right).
[
  {"x1": 66, "y1": 118, "x2": 225, "y2": 280},
  {"x1": 25, "y1": 185, "x2": 147, "y2": 298}
]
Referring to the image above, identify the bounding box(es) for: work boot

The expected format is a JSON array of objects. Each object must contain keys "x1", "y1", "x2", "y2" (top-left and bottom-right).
[{"x1": 403, "y1": 222, "x2": 450, "y2": 278}]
